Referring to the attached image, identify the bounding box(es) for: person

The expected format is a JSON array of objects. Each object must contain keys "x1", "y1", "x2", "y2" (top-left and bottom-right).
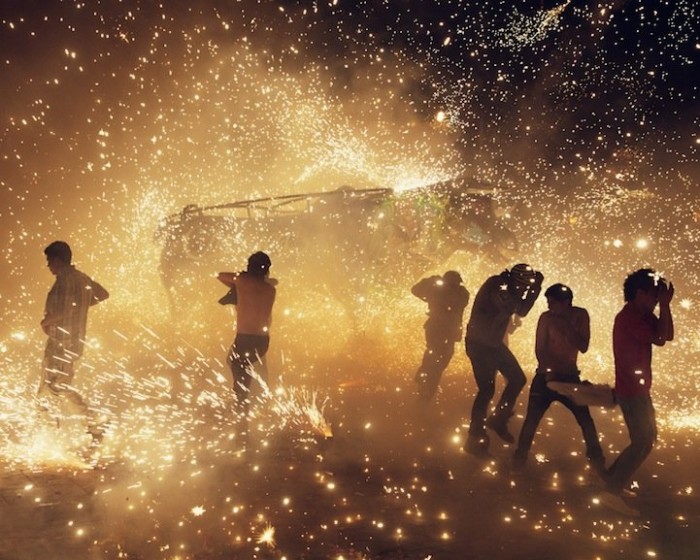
[
  {"x1": 513, "y1": 284, "x2": 605, "y2": 473},
  {"x1": 218, "y1": 251, "x2": 276, "y2": 416},
  {"x1": 464, "y1": 263, "x2": 544, "y2": 457},
  {"x1": 412, "y1": 271, "x2": 470, "y2": 401},
  {"x1": 601, "y1": 268, "x2": 674, "y2": 515},
  {"x1": 38, "y1": 241, "x2": 109, "y2": 441}
]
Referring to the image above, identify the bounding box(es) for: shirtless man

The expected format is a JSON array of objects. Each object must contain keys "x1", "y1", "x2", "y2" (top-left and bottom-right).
[
  {"x1": 513, "y1": 283, "x2": 604, "y2": 472},
  {"x1": 218, "y1": 251, "x2": 276, "y2": 415}
]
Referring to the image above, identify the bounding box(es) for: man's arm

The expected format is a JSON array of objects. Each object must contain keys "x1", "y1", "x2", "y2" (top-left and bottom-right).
[
  {"x1": 88, "y1": 279, "x2": 109, "y2": 305},
  {"x1": 567, "y1": 308, "x2": 590, "y2": 353},
  {"x1": 40, "y1": 313, "x2": 61, "y2": 334},
  {"x1": 534, "y1": 313, "x2": 548, "y2": 365},
  {"x1": 655, "y1": 281, "x2": 674, "y2": 345},
  {"x1": 217, "y1": 272, "x2": 239, "y2": 287},
  {"x1": 515, "y1": 271, "x2": 544, "y2": 317},
  {"x1": 411, "y1": 276, "x2": 439, "y2": 301}
]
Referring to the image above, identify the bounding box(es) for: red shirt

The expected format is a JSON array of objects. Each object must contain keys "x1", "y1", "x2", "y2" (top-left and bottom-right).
[{"x1": 613, "y1": 303, "x2": 659, "y2": 398}]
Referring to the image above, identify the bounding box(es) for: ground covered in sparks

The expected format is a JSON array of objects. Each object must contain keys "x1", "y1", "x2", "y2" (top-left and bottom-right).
[{"x1": 2, "y1": 354, "x2": 699, "y2": 560}]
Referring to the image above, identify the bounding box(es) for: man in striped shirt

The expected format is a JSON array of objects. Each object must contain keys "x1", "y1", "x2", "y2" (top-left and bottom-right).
[{"x1": 38, "y1": 241, "x2": 109, "y2": 439}]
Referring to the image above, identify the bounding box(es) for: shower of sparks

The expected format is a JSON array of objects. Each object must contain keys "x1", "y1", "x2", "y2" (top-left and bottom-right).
[
  {"x1": 0, "y1": 0, "x2": 698, "y2": 559},
  {"x1": 256, "y1": 522, "x2": 276, "y2": 548},
  {"x1": 496, "y1": 0, "x2": 572, "y2": 48},
  {"x1": 269, "y1": 386, "x2": 333, "y2": 438}
]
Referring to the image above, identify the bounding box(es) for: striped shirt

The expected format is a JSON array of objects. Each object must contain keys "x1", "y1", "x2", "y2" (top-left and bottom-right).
[{"x1": 44, "y1": 266, "x2": 108, "y2": 355}]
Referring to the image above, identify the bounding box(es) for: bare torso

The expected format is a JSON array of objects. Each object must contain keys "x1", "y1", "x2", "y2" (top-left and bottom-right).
[
  {"x1": 536, "y1": 306, "x2": 589, "y2": 375},
  {"x1": 219, "y1": 272, "x2": 276, "y2": 336}
]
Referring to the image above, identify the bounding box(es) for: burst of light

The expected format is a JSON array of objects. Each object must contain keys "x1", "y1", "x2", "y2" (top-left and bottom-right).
[{"x1": 256, "y1": 523, "x2": 276, "y2": 548}]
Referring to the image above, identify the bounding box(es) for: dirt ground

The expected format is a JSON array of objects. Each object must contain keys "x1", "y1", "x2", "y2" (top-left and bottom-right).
[{"x1": 1, "y1": 362, "x2": 699, "y2": 560}]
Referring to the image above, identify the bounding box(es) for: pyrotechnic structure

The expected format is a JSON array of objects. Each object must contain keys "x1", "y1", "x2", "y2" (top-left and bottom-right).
[{"x1": 0, "y1": 1, "x2": 697, "y2": 558}]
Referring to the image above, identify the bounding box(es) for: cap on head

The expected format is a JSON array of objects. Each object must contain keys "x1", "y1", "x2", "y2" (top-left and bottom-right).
[
  {"x1": 509, "y1": 263, "x2": 536, "y2": 287},
  {"x1": 443, "y1": 270, "x2": 462, "y2": 285},
  {"x1": 544, "y1": 283, "x2": 573, "y2": 303},
  {"x1": 44, "y1": 241, "x2": 72, "y2": 264},
  {"x1": 247, "y1": 251, "x2": 271, "y2": 276}
]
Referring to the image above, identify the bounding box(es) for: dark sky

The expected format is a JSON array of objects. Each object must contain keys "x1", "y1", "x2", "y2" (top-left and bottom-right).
[{"x1": 1, "y1": 0, "x2": 696, "y2": 185}]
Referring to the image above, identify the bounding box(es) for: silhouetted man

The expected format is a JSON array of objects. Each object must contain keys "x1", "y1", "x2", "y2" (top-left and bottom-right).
[
  {"x1": 412, "y1": 271, "x2": 470, "y2": 401},
  {"x1": 38, "y1": 241, "x2": 109, "y2": 441},
  {"x1": 602, "y1": 268, "x2": 674, "y2": 516},
  {"x1": 513, "y1": 283, "x2": 605, "y2": 473},
  {"x1": 465, "y1": 263, "x2": 543, "y2": 457},
  {"x1": 218, "y1": 251, "x2": 276, "y2": 416}
]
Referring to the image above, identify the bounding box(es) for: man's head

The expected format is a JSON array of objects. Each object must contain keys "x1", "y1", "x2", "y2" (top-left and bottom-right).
[
  {"x1": 545, "y1": 283, "x2": 573, "y2": 303},
  {"x1": 44, "y1": 241, "x2": 72, "y2": 275},
  {"x1": 247, "y1": 251, "x2": 271, "y2": 277},
  {"x1": 443, "y1": 270, "x2": 463, "y2": 286},
  {"x1": 623, "y1": 268, "x2": 663, "y2": 311},
  {"x1": 508, "y1": 263, "x2": 536, "y2": 297},
  {"x1": 544, "y1": 283, "x2": 573, "y2": 313}
]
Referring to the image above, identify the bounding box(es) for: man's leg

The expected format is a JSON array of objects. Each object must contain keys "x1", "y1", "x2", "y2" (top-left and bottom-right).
[
  {"x1": 514, "y1": 373, "x2": 551, "y2": 465},
  {"x1": 415, "y1": 332, "x2": 453, "y2": 401},
  {"x1": 228, "y1": 335, "x2": 270, "y2": 415},
  {"x1": 466, "y1": 341, "x2": 496, "y2": 455},
  {"x1": 606, "y1": 394, "x2": 656, "y2": 493},
  {"x1": 38, "y1": 343, "x2": 104, "y2": 441},
  {"x1": 487, "y1": 345, "x2": 526, "y2": 442},
  {"x1": 561, "y1": 397, "x2": 605, "y2": 472},
  {"x1": 39, "y1": 344, "x2": 88, "y2": 410},
  {"x1": 228, "y1": 343, "x2": 254, "y2": 415}
]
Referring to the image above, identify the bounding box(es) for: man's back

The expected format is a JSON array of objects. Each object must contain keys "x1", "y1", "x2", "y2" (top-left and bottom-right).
[{"x1": 234, "y1": 272, "x2": 276, "y2": 336}]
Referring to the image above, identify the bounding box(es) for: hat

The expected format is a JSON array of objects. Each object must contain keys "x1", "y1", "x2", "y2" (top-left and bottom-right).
[{"x1": 509, "y1": 263, "x2": 536, "y2": 286}]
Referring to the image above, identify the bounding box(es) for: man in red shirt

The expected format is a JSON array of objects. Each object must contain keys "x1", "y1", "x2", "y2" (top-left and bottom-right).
[{"x1": 603, "y1": 268, "x2": 674, "y2": 513}]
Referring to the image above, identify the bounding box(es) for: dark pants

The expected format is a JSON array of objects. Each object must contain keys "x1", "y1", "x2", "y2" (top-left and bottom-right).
[
  {"x1": 515, "y1": 371, "x2": 604, "y2": 463},
  {"x1": 227, "y1": 334, "x2": 270, "y2": 413},
  {"x1": 466, "y1": 339, "x2": 526, "y2": 436},
  {"x1": 414, "y1": 327, "x2": 455, "y2": 401},
  {"x1": 606, "y1": 393, "x2": 657, "y2": 493}
]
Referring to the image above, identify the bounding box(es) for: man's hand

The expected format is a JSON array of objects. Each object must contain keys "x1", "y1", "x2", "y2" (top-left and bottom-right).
[
  {"x1": 658, "y1": 281, "x2": 674, "y2": 306},
  {"x1": 40, "y1": 315, "x2": 57, "y2": 335}
]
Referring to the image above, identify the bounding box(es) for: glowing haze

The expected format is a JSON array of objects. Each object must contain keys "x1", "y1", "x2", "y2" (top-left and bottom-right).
[{"x1": 0, "y1": 1, "x2": 698, "y2": 557}]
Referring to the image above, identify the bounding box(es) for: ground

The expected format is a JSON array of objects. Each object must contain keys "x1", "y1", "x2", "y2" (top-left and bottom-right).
[{"x1": 1, "y1": 363, "x2": 699, "y2": 560}]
